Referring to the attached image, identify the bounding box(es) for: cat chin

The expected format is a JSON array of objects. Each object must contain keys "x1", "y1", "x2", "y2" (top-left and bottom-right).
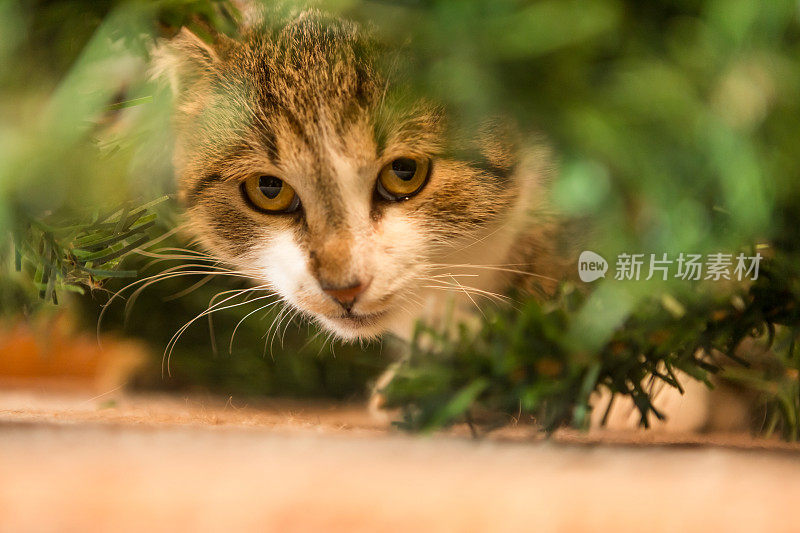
[{"x1": 315, "y1": 310, "x2": 392, "y2": 341}]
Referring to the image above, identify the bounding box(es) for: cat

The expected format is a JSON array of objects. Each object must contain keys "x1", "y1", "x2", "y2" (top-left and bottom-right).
[
  {"x1": 152, "y1": 8, "x2": 741, "y2": 432},
  {"x1": 152, "y1": 8, "x2": 572, "y2": 345}
]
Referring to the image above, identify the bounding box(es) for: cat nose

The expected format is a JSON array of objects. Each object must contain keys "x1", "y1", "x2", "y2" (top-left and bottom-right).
[{"x1": 321, "y1": 279, "x2": 370, "y2": 311}]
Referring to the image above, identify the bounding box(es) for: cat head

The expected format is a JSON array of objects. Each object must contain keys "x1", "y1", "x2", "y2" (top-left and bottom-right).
[{"x1": 152, "y1": 10, "x2": 523, "y2": 340}]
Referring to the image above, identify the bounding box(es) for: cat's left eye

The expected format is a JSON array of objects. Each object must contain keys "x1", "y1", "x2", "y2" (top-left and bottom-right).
[
  {"x1": 375, "y1": 157, "x2": 430, "y2": 201},
  {"x1": 242, "y1": 175, "x2": 301, "y2": 213}
]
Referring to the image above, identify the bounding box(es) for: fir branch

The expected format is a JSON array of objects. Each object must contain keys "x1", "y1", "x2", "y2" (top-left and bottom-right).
[
  {"x1": 383, "y1": 248, "x2": 800, "y2": 440},
  {"x1": 7, "y1": 196, "x2": 169, "y2": 309}
]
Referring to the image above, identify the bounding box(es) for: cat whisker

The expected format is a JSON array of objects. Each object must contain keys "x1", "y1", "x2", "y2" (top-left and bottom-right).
[
  {"x1": 417, "y1": 275, "x2": 511, "y2": 303},
  {"x1": 329, "y1": 332, "x2": 338, "y2": 357},
  {"x1": 298, "y1": 324, "x2": 326, "y2": 354},
  {"x1": 97, "y1": 264, "x2": 253, "y2": 341},
  {"x1": 263, "y1": 305, "x2": 290, "y2": 359},
  {"x1": 137, "y1": 246, "x2": 217, "y2": 259},
  {"x1": 138, "y1": 255, "x2": 224, "y2": 271},
  {"x1": 448, "y1": 222, "x2": 514, "y2": 254},
  {"x1": 162, "y1": 274, "x2": 218, "y2": 302},
  {"x1": 316, "y1": 330, "x2": 335, "y2": 358},
  {"x1": 123, "y1": 267, "x2": 255, "y2": 325},
  {"x1": 228, "y1": 298, "x2": 283, "y2": 354},
  {"x1": 280, "y1": 308, "x2": 302, "y2": 348},
  {"x1": 273, "y1": 305, "x2": 296, "y2": 352},
  {"x1": 164, "y1": 288, "x2": 273, "y2": 377},
  {"x1": 423, "y1": 278, "x2": 486, "y2": 317},
  {"x1": 428, "y1": 261, "x2": 547, "y2": 268},
  {"x1": 141, "y1": 258, "x2": 223, "y2": 272},
  {"x1": 207, "y1": 284, "x2": 274, "y2": 355},
  {"x1": 133, "y1": 224, "x2": 183, "y2": 251},
  {"x1": 133, "y1": 245, "x2": 219, "y2": 265},
  {"x1": 427, "y1": 262, "x2": 558, "y2": 282}
]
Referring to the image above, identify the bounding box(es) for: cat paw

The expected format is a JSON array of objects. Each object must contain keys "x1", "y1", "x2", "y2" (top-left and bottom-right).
[{"x1": 367, "y1": 362, "x2": 403, "y2": 425}]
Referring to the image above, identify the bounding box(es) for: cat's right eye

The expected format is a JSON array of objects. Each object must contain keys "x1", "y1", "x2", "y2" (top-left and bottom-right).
[
  {"x1": 375, "y1": 157, "x2": 430, "y2": 201},
  {"x1": 242, "y1": 174, "x2": 301, "y2": 213}
]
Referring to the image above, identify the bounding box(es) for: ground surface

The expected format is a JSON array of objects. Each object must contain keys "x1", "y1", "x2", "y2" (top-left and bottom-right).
[{"x1": 1, "y1": 390, "x2": 799, "y2": 532}]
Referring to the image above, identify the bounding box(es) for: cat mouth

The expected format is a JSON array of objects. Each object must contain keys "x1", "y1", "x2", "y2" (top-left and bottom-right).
[
  {"x1": 328, "y1": 309, "x2": 388, "y2": 327},
  {"x1": 315, "y1": 308, "x2": 392, "y2": 340}
]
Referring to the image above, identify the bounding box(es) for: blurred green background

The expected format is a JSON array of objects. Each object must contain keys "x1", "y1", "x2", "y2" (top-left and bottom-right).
[{"x1": 1, "y1": 0, "x2": 799, "y2": 417}]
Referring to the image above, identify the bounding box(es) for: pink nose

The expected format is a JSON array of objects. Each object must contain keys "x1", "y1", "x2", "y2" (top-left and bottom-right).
[{"x1": 322, "y1": 280, "x2": 368, "y2": 310}]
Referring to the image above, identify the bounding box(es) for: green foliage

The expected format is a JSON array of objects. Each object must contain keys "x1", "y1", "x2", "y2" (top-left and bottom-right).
[
  {"x1": 0, "y1": 0, "x2": 237, "y2": 311},
  {"x1": 385, "y1": 246, "x2": 800, "y2": 438},
  {"x1": 8, "y1": 194, "x2": 167, "y2": 308}
]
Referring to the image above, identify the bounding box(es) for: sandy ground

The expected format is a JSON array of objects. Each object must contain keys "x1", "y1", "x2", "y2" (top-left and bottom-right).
[{"x1": 1, "y1": 390, "x2": 800, "y2": 533}]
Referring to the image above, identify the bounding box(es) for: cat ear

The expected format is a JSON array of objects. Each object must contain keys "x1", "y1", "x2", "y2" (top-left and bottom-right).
[{"x1": 150, "y1": 28, "x2": 220, "y2": 95}]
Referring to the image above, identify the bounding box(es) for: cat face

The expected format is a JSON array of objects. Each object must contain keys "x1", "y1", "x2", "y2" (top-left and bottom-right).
[{"x1": 154, "y1": 11, "x2": 518, "y2": 340}]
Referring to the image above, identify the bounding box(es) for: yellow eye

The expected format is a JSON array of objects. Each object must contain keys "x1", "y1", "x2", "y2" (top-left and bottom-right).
[
  {"x1": 376, "y1": 157, "x2": 430, "y2": 201},
  {"x1": 242, "y1": 175, "x2": 300, "y2": 213}
]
